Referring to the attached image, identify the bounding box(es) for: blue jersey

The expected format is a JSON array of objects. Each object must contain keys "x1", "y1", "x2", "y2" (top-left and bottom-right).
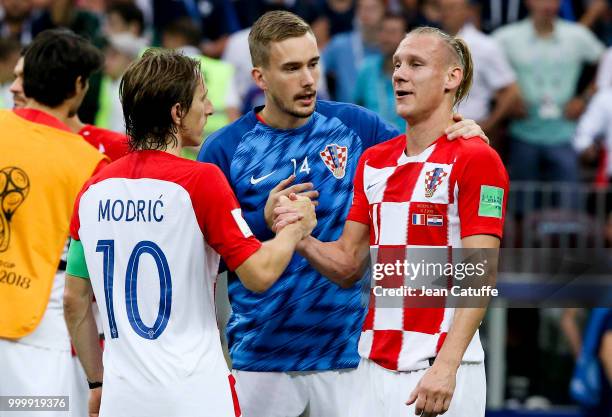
[{"x1": 198, "y1": 100, "x2": 399, "y2": 371}]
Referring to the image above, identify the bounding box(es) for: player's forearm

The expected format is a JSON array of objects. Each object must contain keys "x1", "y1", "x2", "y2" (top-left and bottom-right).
[
  {"x1": 298, "y1": 236, "x2": 366, "y2": 288},
  {"x1": 435, "y1": 307, "x2": 487, "y2": 370},
  {"x1": 71, "y1": 309, "x2": 104, "y2": 382},
  {"x1": 599, "y1": 331, "x2": 612, "y2": 383},
  {"x1": 236, "y1": 224, "x2": 303, "y2": 293},
  {"x1": 436, "y1": 235, "x2": 500, "y2": 368},
  {"x1": 600, "y1": 332, "x2": 612, "y2": 383},
  {"x1": 561, "y1": 308, "x2": 583, "y2": 359},
  {"x1": 63, "y1": 280, "x2": 103, "y2": 381}
]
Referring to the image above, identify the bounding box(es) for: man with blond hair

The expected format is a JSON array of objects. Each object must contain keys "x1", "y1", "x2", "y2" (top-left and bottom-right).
[{"x1": 276, "y1": 26, "x2": 509, "y2": 417}]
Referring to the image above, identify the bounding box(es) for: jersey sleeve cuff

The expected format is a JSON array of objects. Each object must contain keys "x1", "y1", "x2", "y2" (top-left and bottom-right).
[
  {"x1": 346, "y1": 212, "x2": 370, "y2": 225},
  {"x1": 460, "y1": 227, "x2": 503, "y2": 240},
  {"x1": 224, "y1": 239, "x2": 263, "y2": 272}
]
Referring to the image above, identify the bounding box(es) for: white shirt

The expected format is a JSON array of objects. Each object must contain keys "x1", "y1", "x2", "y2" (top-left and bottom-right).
[
  {"x1": 71, "y1": 151, "x2": 260, "y2": 415},
  {"x1": 596, "y1": 47, "x2": 612, "y2": 89},
  {"x1": 574, "y1": 88, "x2": 612, "y2": 175},
  {"x1": 455, "y1": 23, "x2": 516, "y2": 121},
  {"x1": 222, "y1": 28, "x2": 252, "y2": 107}
]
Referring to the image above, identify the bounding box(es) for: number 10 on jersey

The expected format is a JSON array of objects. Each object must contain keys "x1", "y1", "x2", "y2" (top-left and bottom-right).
[{"x1": 96, "y1": 239, "x2": 172, "y2": 340}]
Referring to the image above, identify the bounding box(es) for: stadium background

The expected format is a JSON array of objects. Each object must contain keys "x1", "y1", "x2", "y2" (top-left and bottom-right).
[{"x1": 1, "y1": 0, "x2": 611, "y2": 416}]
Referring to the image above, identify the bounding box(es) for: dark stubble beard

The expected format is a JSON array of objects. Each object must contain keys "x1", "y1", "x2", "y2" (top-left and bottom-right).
[{"x1": 270, "y1": 91, "x2": 316, "y2": 119}]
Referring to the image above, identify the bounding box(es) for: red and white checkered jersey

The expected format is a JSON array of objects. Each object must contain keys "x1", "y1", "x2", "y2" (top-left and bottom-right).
[
  {"x1": 70, "y1": 150, "x2": 258, "y2": 414},
  {"x1": 347, "y1": 134, "x2": 508, "y2": 371}
]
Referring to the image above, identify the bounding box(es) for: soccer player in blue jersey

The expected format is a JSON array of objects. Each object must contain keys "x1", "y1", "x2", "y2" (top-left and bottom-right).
[{"x1": 198, "y1": 10, "x2": 488, "y2": 417}]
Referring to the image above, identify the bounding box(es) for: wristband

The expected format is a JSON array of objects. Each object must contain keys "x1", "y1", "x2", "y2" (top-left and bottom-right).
[{"x1": 88, "y1": 380, "x2": 103, "y2": 389}]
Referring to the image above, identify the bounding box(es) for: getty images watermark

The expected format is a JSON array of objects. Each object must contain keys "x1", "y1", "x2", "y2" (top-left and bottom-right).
[
  {"x1": 365, "y1": 248, "x2": 612, "y2": 308},
  {"x1": 372, "y1": 258, "x2": 498, "y2": 298},
  {"x1": 366, "y1": 248, "x2": 499, "y2": 308}
]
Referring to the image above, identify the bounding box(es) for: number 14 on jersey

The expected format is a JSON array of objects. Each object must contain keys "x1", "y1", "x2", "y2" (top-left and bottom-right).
[{"x1": 291, "y1": 157, "x2": 310, "y2": 176}]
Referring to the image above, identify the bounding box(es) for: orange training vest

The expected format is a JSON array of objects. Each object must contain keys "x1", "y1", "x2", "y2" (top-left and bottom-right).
[{"x1": 0, "y1": 110, "x2": 105, "y2": 339}]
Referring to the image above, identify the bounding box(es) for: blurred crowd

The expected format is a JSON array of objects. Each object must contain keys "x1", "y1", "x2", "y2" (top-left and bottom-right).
[{"x1": 0, "y1": 0, "x2": 611, "y2": 179}]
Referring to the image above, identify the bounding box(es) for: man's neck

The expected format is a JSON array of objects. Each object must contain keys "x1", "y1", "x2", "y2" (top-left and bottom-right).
[
  {"x1": 165, "y1": 144, "x2": 182, "y2": 157},
  {"x1": 25, "y1": 101, "x2": 71, "y2": 126},
  {"x1": 532, "y1": 17, "x2": 555, "y2": 37},
  {"x1": 65, "y1": 115, "x2": 86, "y2": 133},
  {"x1": 404, "y1": 106, "x2": 454, "y2": 156},
  {"x1": 259, "y1": 102, "x2": 310, "y2": 130},
  {"x1": 161, "y1": 132, "x2": 182, "y2": 157}
]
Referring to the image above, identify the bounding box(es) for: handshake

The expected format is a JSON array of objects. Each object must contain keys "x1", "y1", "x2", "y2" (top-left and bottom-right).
[{"x1": 272, "y1": 193, "x2": 317, "y2": 239}]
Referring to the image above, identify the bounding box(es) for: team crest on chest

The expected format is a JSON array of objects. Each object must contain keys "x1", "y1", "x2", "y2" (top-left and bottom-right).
[
  {"x1": 319, "y1": 144, "x2": 348, "y2": 179},
  {"x1": 424, "y1": 167, "x2": 448, "y2": 198}
]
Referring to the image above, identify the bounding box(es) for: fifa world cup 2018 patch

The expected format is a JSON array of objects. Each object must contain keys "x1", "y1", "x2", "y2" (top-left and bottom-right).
[
  {"x1": 479, "y1": 185, "x2": 504, "y2": 218},
  {"x1": 320, "y1": 144, "x2": 348, "y2": 179},
  {"x1": 0, "y1": 166, "x2": 30, "y2": 252}
]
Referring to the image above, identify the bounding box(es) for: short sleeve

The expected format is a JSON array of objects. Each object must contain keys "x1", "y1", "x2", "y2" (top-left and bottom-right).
[
  {"x1": 491, "y1": 27, "x2": 514, "y2": 62},
  {"x1": 574, "y1": 91, "x2": 609, "y2": 152},
  {"x1": 456, "y1": 144, "x2": 509, "y2": 239},
  {"x1": 194, "y1": 164, "x2": 262, "y2": 271},
  {"x1": 577, "y1": 25, "x2": 605, "y2": 64},
  {"x1": 346, "y1": 152, "x2": 370, "y2": 225},
  {"x1": 596, "y1": 49, "x2": 612, "y2": 89},
  {"x1": 69, "y1": 198, "x2": 81, "y2": 241}
]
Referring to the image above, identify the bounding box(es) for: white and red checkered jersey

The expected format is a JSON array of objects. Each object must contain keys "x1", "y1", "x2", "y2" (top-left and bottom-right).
[
  {"x1": 347, "y1": 134, "x2": 508, "y2": 372},
  {"x1": 70, "y1": 150, "x2": 259, "y2": 416}
]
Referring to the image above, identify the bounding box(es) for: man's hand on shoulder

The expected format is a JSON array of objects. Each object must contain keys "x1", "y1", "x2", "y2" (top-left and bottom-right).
[{"x1": 446, "y1": 114, "x2": 489, "y2": 145}]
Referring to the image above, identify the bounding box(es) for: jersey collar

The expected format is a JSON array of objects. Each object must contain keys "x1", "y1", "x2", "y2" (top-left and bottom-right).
[
  {"x1": 251, "y1": 106, "x2": 316, "y2": 134},
  {"x1": 13, "y1": 108, "x2": 72, "y2": 132}
]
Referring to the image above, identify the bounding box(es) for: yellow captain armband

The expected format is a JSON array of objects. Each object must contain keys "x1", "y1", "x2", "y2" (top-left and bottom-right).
[{"x1": 66, "y1": 239, "x2": 90, "y2": 279}]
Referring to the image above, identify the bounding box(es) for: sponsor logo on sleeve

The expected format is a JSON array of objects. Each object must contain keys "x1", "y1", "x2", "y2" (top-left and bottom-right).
[{"x1": 231, "y1": 208, "x2": 254, "y2": 238}]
